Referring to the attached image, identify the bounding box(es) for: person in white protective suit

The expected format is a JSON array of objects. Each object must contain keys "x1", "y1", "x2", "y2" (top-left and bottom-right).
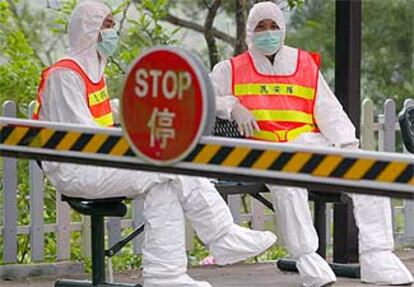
[
  {"x1": 209, "y1": 2, "x2": 413, "y2": 287},
  {"x1": 32, "y1": 2, "x2": 277, "y2": 287}
]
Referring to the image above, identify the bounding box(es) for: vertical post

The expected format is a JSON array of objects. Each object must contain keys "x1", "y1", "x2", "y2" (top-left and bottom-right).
[
  {"x1": 107, "y1": 217, "x2": 121, "y2": 249},
  {"x1": 360, "y1": 99, "x2": 375, "y2": 151},
  {"x1": 228, "y1": 195, "x2": 242, "y2": 224},
  {"x1": 383, "y1": 100, "x2": 397, "y2": 236},
  {"x1": 28, "y1": 101, "x2": 45, "y2": 262},
  {"x1": 251, "y1": 196, "x2": 265, "y2": 231},
  {"x1": 2, "y1": 101, "x2": 18, "y2": 263},
  {"x1": 334, "y1": 0, "x2": 361, "y2": 263},
  {"x1": 56, "y1": 193, "x2": 71, "y2": 260}
]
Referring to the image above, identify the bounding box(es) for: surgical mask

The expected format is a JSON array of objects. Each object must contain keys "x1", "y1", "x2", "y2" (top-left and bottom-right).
[
  {"x1": 253, "y1": 30, "x2": 283, "y2": 55},
  {"x1": 97, "y1": 29, "x2": 119, "y2": 58}
]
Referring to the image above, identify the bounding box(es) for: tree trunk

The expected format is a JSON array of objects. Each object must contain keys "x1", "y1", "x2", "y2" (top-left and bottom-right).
[
  {"x1": 204, "y1": 0, "x2": 222, "y2": 70},
  {"x1": 234, "y1": 0, "x2": 248, "y2": 56}
]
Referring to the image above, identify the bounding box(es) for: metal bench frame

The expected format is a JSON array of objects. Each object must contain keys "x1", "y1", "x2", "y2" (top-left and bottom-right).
[{"x1": 55, "y1": 195, "x2": 143, "y2": 287}]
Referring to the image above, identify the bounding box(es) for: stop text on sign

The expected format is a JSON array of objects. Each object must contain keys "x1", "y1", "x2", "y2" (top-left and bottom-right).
[{"x1": 134, "y1": 69, "x2": 192, "y2": 100}]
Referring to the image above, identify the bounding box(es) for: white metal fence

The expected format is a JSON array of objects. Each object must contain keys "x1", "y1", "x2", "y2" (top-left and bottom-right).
[{"x1": 0, "y1": 98, "x2": 413, "y2": 265}]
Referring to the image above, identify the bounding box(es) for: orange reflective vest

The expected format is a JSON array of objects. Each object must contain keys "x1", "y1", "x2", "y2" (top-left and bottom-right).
[
  {"x1": 33, "y1": 59, "x2": 114, "y2": 128},
  {"x1": 231, "y1": 50, "x2": 321, "y2": 142}
]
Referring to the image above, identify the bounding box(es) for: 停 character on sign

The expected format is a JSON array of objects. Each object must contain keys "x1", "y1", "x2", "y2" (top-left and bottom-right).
[{"x1": 147, "y1": 107, "x2": 176, "y2": 149}]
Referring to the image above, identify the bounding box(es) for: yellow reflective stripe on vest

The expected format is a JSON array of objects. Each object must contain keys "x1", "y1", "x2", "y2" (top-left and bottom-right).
[
  {"x1": 253, "y1": 130, "x2": 279, "y2": 141},
  {"x1": 253, "y1": 124, "x2": 317, "y2": 142},
  {"x1": 234, "y1": 83, "x2": 315, "y2": 100},
  {"x1": 252, "y1": 110, "x2": 314, "y2": 124},
  {"x1": 88, "y1": 88, "x2": 110, "y2": 107},
  {"x1": 94, "y1": 113, "x2": 114, "y2": 127},
  {"x1": 286, "y1": 124, "x2": 316, "y2": 141}
]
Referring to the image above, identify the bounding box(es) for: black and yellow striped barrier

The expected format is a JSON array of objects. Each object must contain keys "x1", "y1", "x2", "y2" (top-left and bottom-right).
[{"x1": 1, "y1": 117, "x2": 413, "y2": 198}]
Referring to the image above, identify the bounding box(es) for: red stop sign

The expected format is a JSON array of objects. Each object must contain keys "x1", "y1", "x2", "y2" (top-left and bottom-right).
[{"x1": 121, "y1": 47, "x2": 209, "y2": 165}]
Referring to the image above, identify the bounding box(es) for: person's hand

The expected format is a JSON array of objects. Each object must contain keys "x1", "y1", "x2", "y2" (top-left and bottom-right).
[{"x1": 231, "y1": 103, "x2": 260, "y2": 137}]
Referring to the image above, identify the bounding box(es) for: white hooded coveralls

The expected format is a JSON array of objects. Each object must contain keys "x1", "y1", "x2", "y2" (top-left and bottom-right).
[
  {"x1": 210, "y1": 0, "x2": 394, "y2": 268},
  {"x1": 36, "y1": 2, "x2": 276, "y2": 285}
]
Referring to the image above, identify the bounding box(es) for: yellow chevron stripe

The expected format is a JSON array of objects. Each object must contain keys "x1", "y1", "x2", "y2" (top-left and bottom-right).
[
  {"x1": 109, "y1": 138, "x2": 130, "y2": 156},
  {"x1": 252, "y1": 110, "x2": 314, "y2": 124},
  {"x1": 234, "y1": 83, "x2": 315, "y2": 100},
  {"x1": 282, "y1": 152, "x2": 313, "y2": 173},
  {"x1": 222, "y1": 147, "x2": 251, "y2": 167},
  {"x1": 193, "y1": 144, "x2": 221, "y2": 164},
  {"x1": 83, "y1": 134, "x2": 110, "y2": 153},
  {"x1": 4, "y1": 127, "x2": 29, "y2": 145},
  {"x1": 312, "y1": 155, "x2": 343, "y2": 177},
  {"x1": 56, "y1": 132, "x2": 81, "y2": 151},
  {"x1": 29, "y1": 128, "x2": 55, "y2": 147},
  {"x1": 344, "y1": 159, "x2": 376, "y2": 179},
  {"x1": 252, "y1": 150, "x2": 281, "y2": 170},
  {"x1": 94, "y1": 113, "x2": 114, "y2": 127},
  {"x1": 377, "y1": 162, "x2": 410, "y2": 182}
]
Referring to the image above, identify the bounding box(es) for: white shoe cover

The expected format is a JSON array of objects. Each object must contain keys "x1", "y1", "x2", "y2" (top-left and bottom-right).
[
  {"x1": 296, "y1": 253, "x2": 336, "y2": 287},
  {"x1": 360, "y1": 250, "x2": 413, "y2": 286},
  {"x1": 209, "y1": 224, "x2": 276, "y2": 266},
  {"x1": 144, "y1": 274, "x2": 212, "y2": 287}
]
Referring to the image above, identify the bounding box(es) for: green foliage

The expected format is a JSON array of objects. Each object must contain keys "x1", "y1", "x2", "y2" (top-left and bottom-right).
[{"x1": 287, "y1": 0, "x2": 414, "y2": 108}]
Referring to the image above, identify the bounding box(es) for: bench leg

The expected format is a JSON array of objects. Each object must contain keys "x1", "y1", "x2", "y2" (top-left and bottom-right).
[
  {"x1": 55, "y1": 214, "x2": 143, "y2": 287},
  {"x1": 314, "y1": 199, "x2": 327, "y2": 259},
  {"x1": 91, "y1": 214, "x2": 106, "y2": 285}
]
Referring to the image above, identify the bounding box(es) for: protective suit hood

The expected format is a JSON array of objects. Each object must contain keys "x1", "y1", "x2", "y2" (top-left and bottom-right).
[
  {"x1": 67, "y1": 1, "x2": 111, "y2": 83},
  {"x1": 246, "y1": 1, "x2": 286, "y2": 56}
]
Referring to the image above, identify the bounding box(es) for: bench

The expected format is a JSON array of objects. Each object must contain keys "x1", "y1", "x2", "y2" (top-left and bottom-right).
[{"x1": 54, "y1": 195, "x2": 143, "y2": 287}]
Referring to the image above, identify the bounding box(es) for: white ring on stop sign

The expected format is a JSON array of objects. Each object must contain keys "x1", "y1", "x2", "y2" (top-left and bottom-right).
[{"x1": 120, "y1": 46, "x2": 215, "y2": 166}]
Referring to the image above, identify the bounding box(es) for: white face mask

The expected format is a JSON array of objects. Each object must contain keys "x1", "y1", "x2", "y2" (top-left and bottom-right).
[
  {"x1": 96, "y1": 28, "x2": 119, "y2": 58},
  {"x1": 253, "y1": 30, "x2": 283, "y2": 56}
]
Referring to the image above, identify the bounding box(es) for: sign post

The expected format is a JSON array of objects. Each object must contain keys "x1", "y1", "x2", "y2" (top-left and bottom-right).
[{"x1": 121, "y1": 47, "x2": 215, "y2": 165}]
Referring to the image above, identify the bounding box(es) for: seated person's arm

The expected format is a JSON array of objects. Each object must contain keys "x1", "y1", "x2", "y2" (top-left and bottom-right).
[
  {"x1": 209, "y1": 60, "x2": 239, "y2": 120},
  {"x1": 314, "y1": 73, "x2": 359, "y2": 149}
]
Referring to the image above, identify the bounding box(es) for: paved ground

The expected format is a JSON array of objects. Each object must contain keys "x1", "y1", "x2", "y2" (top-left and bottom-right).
[{"x1": 1, "y1": 250, "x2": 414, "y2": 287}]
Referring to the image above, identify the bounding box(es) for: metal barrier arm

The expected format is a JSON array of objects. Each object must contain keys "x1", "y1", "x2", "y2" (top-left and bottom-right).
[{"x1": 0, "y1": 117, "x2": 413, "y2": 198}]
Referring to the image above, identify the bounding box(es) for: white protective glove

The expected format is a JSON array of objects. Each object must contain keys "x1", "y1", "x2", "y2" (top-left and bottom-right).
[{"x1": 231, "y1": 103, "x2": 260, "y2": 137}]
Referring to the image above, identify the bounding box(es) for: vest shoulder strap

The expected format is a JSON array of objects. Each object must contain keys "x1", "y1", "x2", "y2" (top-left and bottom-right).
[{"x1": 307, "y1": 51, "x2": 321, "y2": 68}]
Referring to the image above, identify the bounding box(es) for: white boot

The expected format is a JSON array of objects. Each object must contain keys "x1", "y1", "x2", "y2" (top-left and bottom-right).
[
  {"x1": 296, "y1": 253, "x2": 336, "y2": 287},
  {"x1": 173, "y1": 177, "x2": 276, "y2": 266},
  {"x1": 360, "y1": 250, "x2": 413, "y2": 286},
  {"x1": 209, "y1": 224, "x2": 277, "y2": 265},
  {"x1": 269, "y1": 186, "x2": 336, "y2": 287},
  {"x1": 144, "y1": 274, "x2": 212, "y2": 287},
  {"x1": 350, "y1": 194, "x2": 413, "y2": 285}
]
